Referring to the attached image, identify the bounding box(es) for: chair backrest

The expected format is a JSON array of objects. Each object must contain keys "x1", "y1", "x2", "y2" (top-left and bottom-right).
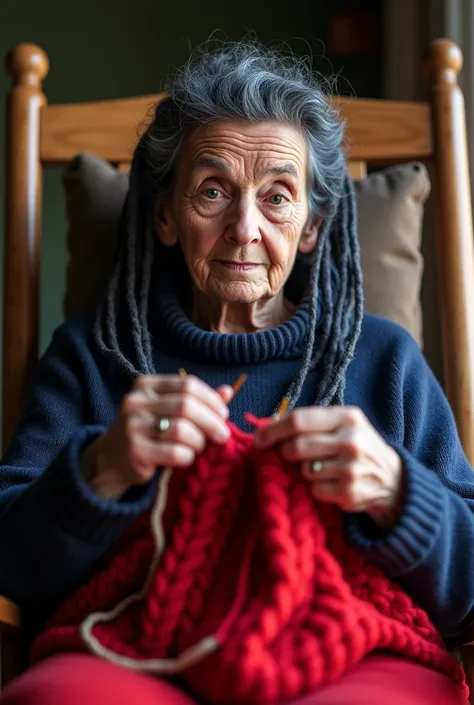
[{"x1": 3, "y1": 39, "x2": 474, "y2": 464}]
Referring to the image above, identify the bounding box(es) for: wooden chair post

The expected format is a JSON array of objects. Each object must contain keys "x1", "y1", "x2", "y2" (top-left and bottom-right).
[
  {"x1": 424, "y1": 39, "x2": 474, "y2": 464},
  {"x1": 425, "y1": 39, "x2": 474, "y2": 701},
  {"x1": 3, "y1": 44, "x2": 48, "y2": 450}
]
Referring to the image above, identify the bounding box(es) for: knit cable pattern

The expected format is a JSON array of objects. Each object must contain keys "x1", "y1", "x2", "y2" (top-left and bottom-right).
[{"x1": 31, "y1": 420, "x2": 468, "y2": 704}]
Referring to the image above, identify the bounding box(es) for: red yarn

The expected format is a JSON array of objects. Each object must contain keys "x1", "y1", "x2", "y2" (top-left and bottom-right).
[{"x1": 32, "y1": 419, "x2": 468, "y2": 704}]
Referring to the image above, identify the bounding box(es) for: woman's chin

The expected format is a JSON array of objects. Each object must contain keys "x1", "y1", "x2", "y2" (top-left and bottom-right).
[{"x1": 210, "y1": 282, "x2": 268, "y2": 304}]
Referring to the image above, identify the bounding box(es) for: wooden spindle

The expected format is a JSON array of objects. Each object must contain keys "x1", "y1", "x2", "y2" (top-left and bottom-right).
[
  {"x1": 3, "y1": 44, "x2": 49, "y2": 450},
  {"x1": 424, "y1": 39, "x2": 474, "y2": 464}
]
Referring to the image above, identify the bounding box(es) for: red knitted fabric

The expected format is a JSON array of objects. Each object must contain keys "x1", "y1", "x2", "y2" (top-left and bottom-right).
[{"x1": 32, "y1": 418, "x2": 467, "y2": 704}]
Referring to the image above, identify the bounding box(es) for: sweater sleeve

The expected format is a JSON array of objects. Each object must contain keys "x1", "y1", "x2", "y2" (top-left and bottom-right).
[
  {"x1": 0, "y1": 321, "x2": 157, "y2": 611},
  {"x1": 345, "y1": 330, "x2": 474, "y2": 639}
]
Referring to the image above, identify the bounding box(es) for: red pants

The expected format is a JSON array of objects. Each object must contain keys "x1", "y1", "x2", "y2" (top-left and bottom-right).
[{"x1": 0, "y1": 653, "x2": 466, "y2": 705}]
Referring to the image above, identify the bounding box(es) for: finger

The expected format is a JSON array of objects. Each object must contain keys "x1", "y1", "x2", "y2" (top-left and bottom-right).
[
  {"x1": 310, "y1": 473, "x2": 368, "y2": 513},
  {"x1": 310, "y1": 479, "x2": 343, "y2": 505},
  {"x1": 132, "y1": 415, "x2": 207, "y2": 454},
  {"x1": 129, "y1": 437, "x2": 196, "y2": 470},
  {"x1": 255, "y1": 407, "x2": 347, "y2": 449},
  {"x1": 301, "y1": 459, "x2": 350, "y2": 482},
  {"x1": 216, "y1": 385, "x2": 234, "y2": 405},
  {"x1": 281, "y1": 428, "x2": 368, "y2": 463},
  {"x1": 139, "y1": 394, "x2": 230, "y2": 444},
  {"x1": 135, "y1": 375, "x2": 229, "y2": 419},
  {"x1": 280, "y1": 433, "x2": 339, "y2": 462}
]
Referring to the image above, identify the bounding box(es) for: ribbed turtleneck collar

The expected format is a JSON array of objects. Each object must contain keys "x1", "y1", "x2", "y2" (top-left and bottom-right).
[
  {"x1": 153, "y1": 288, "x2": 310, "y2": 365},
  {"x1": 148, "y1": 249, "x2": 328, "y2": 366}
]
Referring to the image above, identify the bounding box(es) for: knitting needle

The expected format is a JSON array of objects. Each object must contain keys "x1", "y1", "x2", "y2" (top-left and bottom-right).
[
  {"x1": 232, "y1": 374, "x2": 248, "y2": 396},
  {"x1": 178, "y1": 368, "x2": 247, "y2": 404},
  {"x1": 274, "y1": 397, "x2": 290, "y2": 420}
]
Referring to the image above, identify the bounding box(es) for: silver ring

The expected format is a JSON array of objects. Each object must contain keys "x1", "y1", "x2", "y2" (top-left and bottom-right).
[
  {"x1": 155, "y1": 417, "x2": 170, "y2": 433},
  {"x1": 311, "y1": 461, "x2": 324, "y2": 474}
]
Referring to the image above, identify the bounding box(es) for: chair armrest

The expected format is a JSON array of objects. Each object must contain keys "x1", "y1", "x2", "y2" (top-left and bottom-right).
[
  {"x1": 0, "y1": 597, "x2": 22, "y2": 688},
  {"x1": 0, "y1": 596, "x2": 20, "y2": 630}
]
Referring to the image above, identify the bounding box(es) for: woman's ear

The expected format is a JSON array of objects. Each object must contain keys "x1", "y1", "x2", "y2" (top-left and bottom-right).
[
  {"x1": 298, "y1": 217, "x2": 323, "y2": 254},
  {"x1": 154, "y1": 199, "x2": 178, "y2": 246}
]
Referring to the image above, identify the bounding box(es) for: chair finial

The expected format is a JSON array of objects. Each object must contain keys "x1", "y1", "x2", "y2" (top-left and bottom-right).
[
  {"x1": 6, "y1": 43, "x2": 49, "y2": 87},
  {"x1": 424, "y1": 39, "x2": 463, "y2": 79}
]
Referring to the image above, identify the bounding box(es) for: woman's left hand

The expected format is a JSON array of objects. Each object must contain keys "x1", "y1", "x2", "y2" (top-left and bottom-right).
[{"x1": 254, "y1": 406, "x2": 404, "y2": 529}]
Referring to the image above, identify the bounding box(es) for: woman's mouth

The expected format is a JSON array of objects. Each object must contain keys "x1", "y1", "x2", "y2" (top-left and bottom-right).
[{"x1": 217, "y1": 261, "x2": 261, "y2": 272}]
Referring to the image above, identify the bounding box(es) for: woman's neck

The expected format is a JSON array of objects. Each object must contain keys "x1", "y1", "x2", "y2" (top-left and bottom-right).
[{"x1": 191, "y1": 287, "x2": 296, "y2": 334}]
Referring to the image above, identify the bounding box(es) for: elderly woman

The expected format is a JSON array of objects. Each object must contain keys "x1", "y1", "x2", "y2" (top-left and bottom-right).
[{"x1": 1, "y1": 40, "x2": 474, "y2": 705}]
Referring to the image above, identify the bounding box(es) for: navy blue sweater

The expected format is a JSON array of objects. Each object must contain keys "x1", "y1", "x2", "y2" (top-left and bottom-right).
[{"x1": 1, "y1": 292, "x2": 474, "y2": 640}]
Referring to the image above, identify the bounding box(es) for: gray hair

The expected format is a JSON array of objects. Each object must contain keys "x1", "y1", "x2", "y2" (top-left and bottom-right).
[{"x1": 94, "y1": 39, "x2": 364, "y2": 408}]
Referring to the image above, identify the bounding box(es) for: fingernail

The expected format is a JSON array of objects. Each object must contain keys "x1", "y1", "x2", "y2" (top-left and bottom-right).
[
  {"x1": 219, "y1": 405, "x2": 229, "y2": 419},
  {"x1": 216, "y1": 426, "x2": 230, "y2": 443}
]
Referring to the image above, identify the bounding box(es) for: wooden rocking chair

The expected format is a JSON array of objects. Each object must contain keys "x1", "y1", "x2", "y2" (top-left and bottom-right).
[{"x1": 2, "y1": 36, "x2": 474, "y2": 698}]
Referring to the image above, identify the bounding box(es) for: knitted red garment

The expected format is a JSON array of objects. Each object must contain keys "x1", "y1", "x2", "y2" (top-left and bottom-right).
[{"x1": 32, "y1": 418, "x2": 467, "y2": 704}]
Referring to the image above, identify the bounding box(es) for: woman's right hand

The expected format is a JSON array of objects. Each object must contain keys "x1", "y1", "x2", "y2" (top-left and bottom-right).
[{"x1": 80, "y1": 374, "x2": 233, "y2": 501}]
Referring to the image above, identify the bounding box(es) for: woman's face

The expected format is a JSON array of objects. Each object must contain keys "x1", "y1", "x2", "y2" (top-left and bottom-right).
[{"x1": 156, "y1": 119, "x2": 319, "y2": 304}]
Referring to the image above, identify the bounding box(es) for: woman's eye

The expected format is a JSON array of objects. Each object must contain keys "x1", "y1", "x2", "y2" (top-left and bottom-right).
[
  {"x1": 268, "y1": 194, "x2": 285, "y2": 205},
  {"x1": 205, "y1": 188, "x2": 221, "y2": 199}
]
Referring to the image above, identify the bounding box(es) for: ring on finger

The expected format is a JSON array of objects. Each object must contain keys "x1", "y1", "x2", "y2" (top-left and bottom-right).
[
  {"x1": 154, "y1": 416, "x2": 170, "y2": 433},
  {"x1": 311, "y1": 460, "x2": 324, "y2": 474}
]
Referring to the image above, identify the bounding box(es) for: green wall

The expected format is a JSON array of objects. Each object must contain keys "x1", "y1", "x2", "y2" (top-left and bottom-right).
[{"x1": 0, "y1": 0, "x2": 382, "y2": 414}]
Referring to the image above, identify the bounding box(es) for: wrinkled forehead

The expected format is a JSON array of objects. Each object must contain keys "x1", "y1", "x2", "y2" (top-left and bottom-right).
[{"x1": 178, "y1": 119, "x2": 308, "y2": 184}]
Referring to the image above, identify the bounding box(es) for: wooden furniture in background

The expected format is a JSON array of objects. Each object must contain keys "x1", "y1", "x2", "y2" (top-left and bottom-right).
[{"x1": 3, "y1": 38, "x2": 474, "y2": 694}]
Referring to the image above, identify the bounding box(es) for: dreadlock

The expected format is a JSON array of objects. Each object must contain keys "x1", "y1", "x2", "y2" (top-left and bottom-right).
[{"x1": 94, "y1": 39, "x2": 364, "y2": 407}]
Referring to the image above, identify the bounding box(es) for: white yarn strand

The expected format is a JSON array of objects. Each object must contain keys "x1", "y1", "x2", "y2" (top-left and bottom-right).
[{"x1": 79, "y1": 467, "x2": 219, "y2": 673}]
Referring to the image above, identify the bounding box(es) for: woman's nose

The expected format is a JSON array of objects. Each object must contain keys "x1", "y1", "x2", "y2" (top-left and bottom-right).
[{"x1": 225, "y1": 200, "x2": 262, "y2": 246}]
